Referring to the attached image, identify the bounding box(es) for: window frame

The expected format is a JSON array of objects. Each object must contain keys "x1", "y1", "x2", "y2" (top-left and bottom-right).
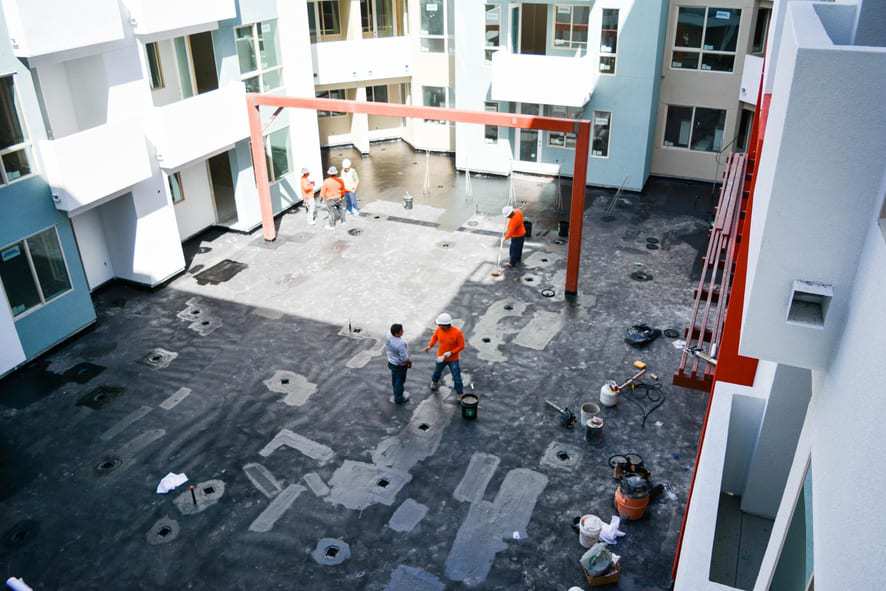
[
  {"x1": 421, "y1": 85, "x2": 449, "y2": 124},
  {"x1": 236, "y1": 20, "x2": 284, "y2": 93},
  {"x1": 0, "y1": 76, "x2": 34, "y2": 187},
  {"x1": 308, "y1": 0, "x2": 343, "y2": 42},
  {"x1": 316, "y1": 89, "x2": 347, "y2": 117},
  {"x1": 420, "y1": 0, "x2": 450, "y2": 54},
  {"x1": 662, "y1": 104, "x2": 727, "y2": 153},
  {"x1": 750, "y1": 6, "x2": 771, "y2": 55},
  {"x1": 544, "y1": 105, "x2": 579, "y2": 149},
  {"x1": 484, "y1": 4, "x2": 502, "y2": 62},
  {"x1": 264, "y1": 127, "x2": 292, "y2": 184},
  {"x1": 366, "y1": 84, "x2": 389, "y2": 103},
  {"x1": 599, "y1": 8, "x2": 619, "y2": 75},
  {"x1": 168, "y1": 171, "x2": 185, "y2": 204},
  {"x1": 0, "y1": 225, "x2": 73, "y2": 320},
  {"x1": 670, "y1": 6, "x2": 742, "y2": 74},
  {"x1": 145, "y1": 41, "x2": 165, "y2": 90},
  {"x1": 484, "y1": 102, "x2": 499, "y2": 143},
  {"x1": 552, "y1": 4, "x2": 590, "y2": 50},
  {"x1": 591, "y1": 110, "x2": 612, "y2": 158}
]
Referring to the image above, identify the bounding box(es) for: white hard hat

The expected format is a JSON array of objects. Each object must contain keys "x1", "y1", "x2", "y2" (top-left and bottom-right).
[
  {"x1": 342, "y1": 158, "x2": 352, "y2": 168},
  {"x1": 327, "y1": 166, "x2": 338, "y2": 175},
  {"x1": 435, "y1": 313, "x2": 452, "y2": 325},
  {"x1": 301, "y1": 167, "x2": 310, "y2": 175},
  {"x1": 502, "y1": 206, "x2": 514, "y2": 217}
]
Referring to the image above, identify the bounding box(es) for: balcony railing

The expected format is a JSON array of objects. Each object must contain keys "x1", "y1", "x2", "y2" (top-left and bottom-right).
[
  {"x1": 146, "y1": 82, "x2": 249, "y2": 171},
  {"x1": 490, "y1": 50, "x2": 598, "y2": 108},
  {"x1": 2, "y1": 0, "x2": 125, "y2": 57},
  {"x1": 312, "y1": 36, "x2": 412, "y2": 86},
  {"x1": 40, "y1": 119, "x2": 152, "y2": 214},
  {"x1": 126, "y1": 0, "x2": 236, "y2": 37}
]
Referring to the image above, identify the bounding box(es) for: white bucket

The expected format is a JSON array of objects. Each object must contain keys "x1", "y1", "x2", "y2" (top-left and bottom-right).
[
  {"x1": 579, "y1": 514, "x2": 602, "y2": 548},
  {"x1": 580, "y1": 402, "x2": 600, "y2": 427},
  {"x1": 599, "y1": 382, "x2": 619, "y2": 407}
]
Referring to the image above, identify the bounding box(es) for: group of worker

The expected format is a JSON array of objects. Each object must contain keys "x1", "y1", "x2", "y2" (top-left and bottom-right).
[
  {"x1": 383, "y1": 206, "x2": 526, "y2": 405},
  {"x1": 299, "y1": 159, "x2": 361, "y2": 229}
]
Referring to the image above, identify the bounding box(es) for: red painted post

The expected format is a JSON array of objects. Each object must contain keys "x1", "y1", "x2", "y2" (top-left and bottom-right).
[
  {"x1": 565, "y1": 121, "x2": 591, "y2": 295},
  {"x1": 247, "y1": 95, "x2": 276, "y2": 242}
]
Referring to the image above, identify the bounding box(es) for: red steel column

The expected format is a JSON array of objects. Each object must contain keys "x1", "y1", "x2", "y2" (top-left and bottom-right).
[
  {"x1": 247, "y1": 95, "x2": 276, "y2": 241},
  {"x1": 565, "y1": 121, "x2": 591, "y2": 295}
]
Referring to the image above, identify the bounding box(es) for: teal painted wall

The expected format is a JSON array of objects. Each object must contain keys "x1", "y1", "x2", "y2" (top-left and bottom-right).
[
  {"x1": 0, "y1": 12, "x2": 95, "y2": 363},
  {"x1": 0, "y1": 177, "x2": 96, "y2": 360}
]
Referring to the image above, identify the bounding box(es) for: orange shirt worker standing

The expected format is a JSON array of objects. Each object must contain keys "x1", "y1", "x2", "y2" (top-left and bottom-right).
[
  {"x1": 422, "y1": 313, "x2": 465, "y2": 396},
  {"x1": 502, "y1": 206, "x2": 527, "y2": 267},
  {"x1": 300, "y1": 168, "x2": 316, "y2": 225},
  {"x1": 319, "y1": 166, "x2": 347, "y2": 229}
]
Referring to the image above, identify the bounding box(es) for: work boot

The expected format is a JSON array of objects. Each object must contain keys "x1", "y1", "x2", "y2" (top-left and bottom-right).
[
  {"x1": 429, "y1": 381, "x2": 440, "y2": 392},
  {"x1": 389, "y1": 392, "x2": 411, "y2": 404}
]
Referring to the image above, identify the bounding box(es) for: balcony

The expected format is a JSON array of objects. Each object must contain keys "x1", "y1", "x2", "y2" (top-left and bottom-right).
[
  {"x1": 126, "y1": 0, "x2": 236, "y2": 37},
  {"x1": 39, "y1": 119, "x2": 152, "y2": 214},
  {"x1": 739, "y1": 55, "x2": 763, "y2": 104},
  {"x1": 312, "y1": 37, "x2": 412, "y2": 86},
  {"x1": 2, "y1": 0, "x2": 124, "y2": 57},
  {"x1": 146, "y1": 82, "x2": 249, "y2": 171},
  {"x1": 490, "y1": 51, "x2": 598, "y2": 108}
]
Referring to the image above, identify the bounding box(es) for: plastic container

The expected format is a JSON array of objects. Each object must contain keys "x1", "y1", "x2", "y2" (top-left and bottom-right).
[
  {"x1": 578, "y1": 515, "x2": 602, "y2": 548},
  {"x1": 460, "y1": 394, "x2": 479, "y2": 420}
]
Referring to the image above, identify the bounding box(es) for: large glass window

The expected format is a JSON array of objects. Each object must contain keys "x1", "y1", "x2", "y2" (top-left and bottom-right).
[
  {"x1": 422, "y1": 85, "x2": 448, "y2": 124},
  {"x1": 362, "y1": 0, "x2": 395, "y2": 37},
  {"x1": 484, "y1": 102, "x2": 499, "y2": 143},
  {"x1": 545, "y1": 105, "x2": 579, "y2": 148},
  {"x1": 663, "y1": 105, "x2": 726, "y2": 152},
  {"x1": 484, "y1": 4, "x2": 501, "y2": 61},
  {"x1": 316, "y1": 89, "x2": 346, "y2": 117},
  {"x1": 592, "y1": 111, "x2": 611, "y2": 158},
  {"x1": 265, "y1": 128, "x2": 291, "y2": 183},
  {"x1": 420, "y1": 0, "x2": 448, "y2": 53},
  {"x1": 146, "y1": 42, "x2": 165, "y2": 90},
  {"x1": 308, "y1": 0, "x2": 341, "y2": 42},
  {"x1": 0, "y1": 227, "x2": 72, "y2": 318},
  {"x1": 599, "y1": 9, "x2": 619, "y2": 74},
  {"x1": 553, "y1": 5, "x2": 590, "y2": 50},
  {"x1": 237, "y1": 20, "x2": 283, "y2": 93},
  {"x1": 672, "y1": 7, "x2": 741, "y2": 72},
  {"x1": 751, "y1": 7, "x2": 771, "y2": 54},
  {"x1": 366, "y1": 85, "x2": 389, "y2": 102},
  {"x1": 0, "y1": 77, "x2": 32, "y2": 185}
]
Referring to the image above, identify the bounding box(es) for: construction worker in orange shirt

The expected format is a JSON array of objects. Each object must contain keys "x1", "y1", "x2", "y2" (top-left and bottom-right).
[
  {"x1": 300, "y1": 168, "x2": 316, "y2": 225},
  {"x1": 319, "y1": 166, "x2": 347, "y2": 230},
  {"x1": 502, "y1": 205, "x2": 526, "y2": 267},
  {"x1": 421, "y1": 312, "x2": 465, "y2": 397}
]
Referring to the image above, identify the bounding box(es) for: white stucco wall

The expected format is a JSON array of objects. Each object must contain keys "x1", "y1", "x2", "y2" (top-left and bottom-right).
[
  {"x1": 0, "y1": 280, "x2": 26, "y2": 376},
  {"x1": 172, "y1": 162, "x2": 216, "y2": 240},
  {"x1": 70, "y1": 207, "x2": 115, "y2": 290}
]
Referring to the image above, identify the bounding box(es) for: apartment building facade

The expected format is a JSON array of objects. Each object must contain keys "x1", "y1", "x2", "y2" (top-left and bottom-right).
[
  {"x1": 652, "y1": 0, "x2": 771, "y2": 182},
  {"x1": 675, "y1": 1, "x2": 886, "y2": 589}
]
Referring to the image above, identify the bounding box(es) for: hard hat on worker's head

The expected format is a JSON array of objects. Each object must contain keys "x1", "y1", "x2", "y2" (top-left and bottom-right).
[
  {"x1": 342, "y1": 158, "x2": 352, "y2": 169},
  {"x1": 327, "y1": 166, "x2": 338, "y2": 176},
  {"x1": 435, "y1": 313, "x2": 452, "y2": 326},
  {"x1": 301, "y1": 167, "x2": 310, "y2": 176},
  {"x1": 502, "y1": 206, "x2": 514, "y2": 217}
]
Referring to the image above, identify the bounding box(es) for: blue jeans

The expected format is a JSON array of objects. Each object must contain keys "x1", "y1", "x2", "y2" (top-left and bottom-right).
[
  {"x1": 388, "y1": 362, "x2": 408, "y2": 403},
  {"x1": 509, "y1": 236, "x2": 525, "y2": 266},
  {"x1": 344, "y1": 191, "x2": 359, "y2": 213},
  {"x1": 432, "y1": 359, "x2": 463, "y2": 395}
]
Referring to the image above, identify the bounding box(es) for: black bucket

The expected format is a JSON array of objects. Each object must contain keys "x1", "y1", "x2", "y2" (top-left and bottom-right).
[
  {"x1": 460, "y1": 394, "x2": 479, "y2": 420},
  {"x1": 558, "y1": 221, "x2": 569, "y2": 237},
  {"x1": 524, "y1": 220, "x2": 533, "y2": 238}
]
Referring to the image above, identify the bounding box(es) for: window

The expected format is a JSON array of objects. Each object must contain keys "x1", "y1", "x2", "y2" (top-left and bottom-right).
[
  {"x1": 663, "y1": 105, "x2": 726, "y2": 152},
  {"x1": 237, "y1": 21, "x2": 283, "y2": 93},
  {"x1": 751, "y1": 7, "x2": 771, "y2": 54},
  {"x1": 0, "y1": 77, "x2": 32, "y2": 185},
  {"x1": 420, "y1": 0, "x2": 447, "y2": 53},
  {"x1": 553, "y1": 4, "x2": 590, "y2": 49},
  {"x1": 308, "y1": 0, "x2": 341, "y2": 42},
  {"x1": 672, "y1": 7, "x2": 741, "y2": 72},
  {"x1": 316, "y1": 89, "x2": 346, "y2": 117},
  {"x1": 146, "y1": 42, "x2": 165, "y2": 90},
  {"x1": 0, "y1": 227, "x2": 72, "y2": 318},
  {"x1": 362, "y1": 0, "x2": 395, "y2": 38},
  {"x1": 545, "y1": 105, "x2": 580, "y2": 148},
  {"x1": 599, "y1": 9, "x2": 618, "y2": 74},
  {"x1": 422, "y1": 85, "x2": 448, "y2": 124},
  {"x1": 265, "y1": 128, "x2": 292, "y2": 183},
  {"x1": 484, "y1": 4, "x2": 501, "y2": 61},
  {"x1": 168, "y1": 172, "x2": 185, "y2": 204},
  {"x1": 484, "y1": 102, "x2": 499, "y2": 143},
  {"x1": 366, "y1": 85, "x2": 389, "y2": 103},
  {"x1": 592, "y1": 111, "x2": 611, "y2": 158},
  {"x1": 736, "y1": 108, "x2": 753, "y2": 152}
]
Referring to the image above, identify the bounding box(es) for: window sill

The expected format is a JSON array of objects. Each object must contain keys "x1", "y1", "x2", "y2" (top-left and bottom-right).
[
  {"x1": 0, "y1": 172, "x2": 37, "y2": 189},
  {"x1": 12, "y1": 287, "x2": 75, "y2": 322},
  {"x1": 660, "y1": 144, "x2": 722, "y2": 154}
]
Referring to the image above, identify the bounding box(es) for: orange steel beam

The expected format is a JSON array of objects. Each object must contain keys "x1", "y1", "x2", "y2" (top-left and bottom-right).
[{"x1": 246, "y1": 93, "x2": 592, "y2": 294}]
